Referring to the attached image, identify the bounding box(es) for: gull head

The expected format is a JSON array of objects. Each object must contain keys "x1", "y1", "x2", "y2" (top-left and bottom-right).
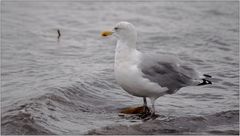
[{"x1": 101, "y1": 21, "x2": 137, "y2": 42}]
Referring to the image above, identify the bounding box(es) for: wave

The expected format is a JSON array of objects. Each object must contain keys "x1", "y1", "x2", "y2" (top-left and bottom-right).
[{"x1": 1, "y1": 80, "x2": 122, "y2": 135}]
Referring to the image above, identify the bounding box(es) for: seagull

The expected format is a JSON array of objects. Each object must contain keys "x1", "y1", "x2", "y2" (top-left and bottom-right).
[{"x1": 101, "y1": 21, "x2": 212, "y2": 117}]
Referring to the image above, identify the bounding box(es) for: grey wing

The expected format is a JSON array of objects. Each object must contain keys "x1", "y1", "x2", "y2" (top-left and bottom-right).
[{"x1": 139, "y1": 54, "x2": 200, "y2": 94}]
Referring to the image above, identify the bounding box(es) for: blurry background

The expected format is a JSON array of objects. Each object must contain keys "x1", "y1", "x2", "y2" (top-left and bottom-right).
[{"x1": 1, "y1": 1, "x2": 239, "y2": 134}]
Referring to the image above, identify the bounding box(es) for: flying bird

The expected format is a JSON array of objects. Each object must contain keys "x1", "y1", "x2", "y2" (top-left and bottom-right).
[{"x1": 101, "y1": 21, "x2": 212, "y2": 118}]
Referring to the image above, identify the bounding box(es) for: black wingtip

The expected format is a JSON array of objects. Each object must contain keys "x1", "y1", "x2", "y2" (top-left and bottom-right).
[
  {"x1": 198, "y1": 79, "x2": 212, "y2": 86},
  {"x1": 203, "y1": 74, "x2": 212, "y2": 78}
]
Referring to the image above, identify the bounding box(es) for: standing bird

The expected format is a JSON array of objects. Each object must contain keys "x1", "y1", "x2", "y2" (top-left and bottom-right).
[{"x1": 101, "y1": 22, "x2": 212, "y2": 117}]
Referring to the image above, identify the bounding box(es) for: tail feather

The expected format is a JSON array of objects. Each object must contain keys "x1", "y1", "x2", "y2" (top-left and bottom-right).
[
  {"x1": 197, "y1": 74, "x2": 212, "y2": 86},
  {"x1": 198, "y1": 79, "x2": 212, "y2": 86}
]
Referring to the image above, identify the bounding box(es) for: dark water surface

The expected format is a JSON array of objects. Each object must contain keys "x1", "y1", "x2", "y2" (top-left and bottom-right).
[{"x1": 1, "y1": 1, "x2": 239, "y2": 135}]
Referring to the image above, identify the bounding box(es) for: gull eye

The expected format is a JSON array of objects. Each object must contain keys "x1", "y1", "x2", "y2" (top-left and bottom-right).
[{"x1": 114, "y1": 27, "x2": 119, "y2": 30}]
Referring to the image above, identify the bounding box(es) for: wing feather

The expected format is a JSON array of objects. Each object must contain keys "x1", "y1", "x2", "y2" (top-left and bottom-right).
[{"x1": 139, "y1": 54, "x2": 199, "y2": 94}]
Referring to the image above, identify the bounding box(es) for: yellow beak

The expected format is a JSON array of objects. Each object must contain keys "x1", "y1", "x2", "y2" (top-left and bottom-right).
[{"x1": 101, "y1": 31, "x2": 113, "y2": 37}]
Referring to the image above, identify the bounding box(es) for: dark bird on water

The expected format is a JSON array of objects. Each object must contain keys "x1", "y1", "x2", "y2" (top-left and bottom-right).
[{"x1": 57, "y1": 29, "x2": 61, "y2": 40}]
